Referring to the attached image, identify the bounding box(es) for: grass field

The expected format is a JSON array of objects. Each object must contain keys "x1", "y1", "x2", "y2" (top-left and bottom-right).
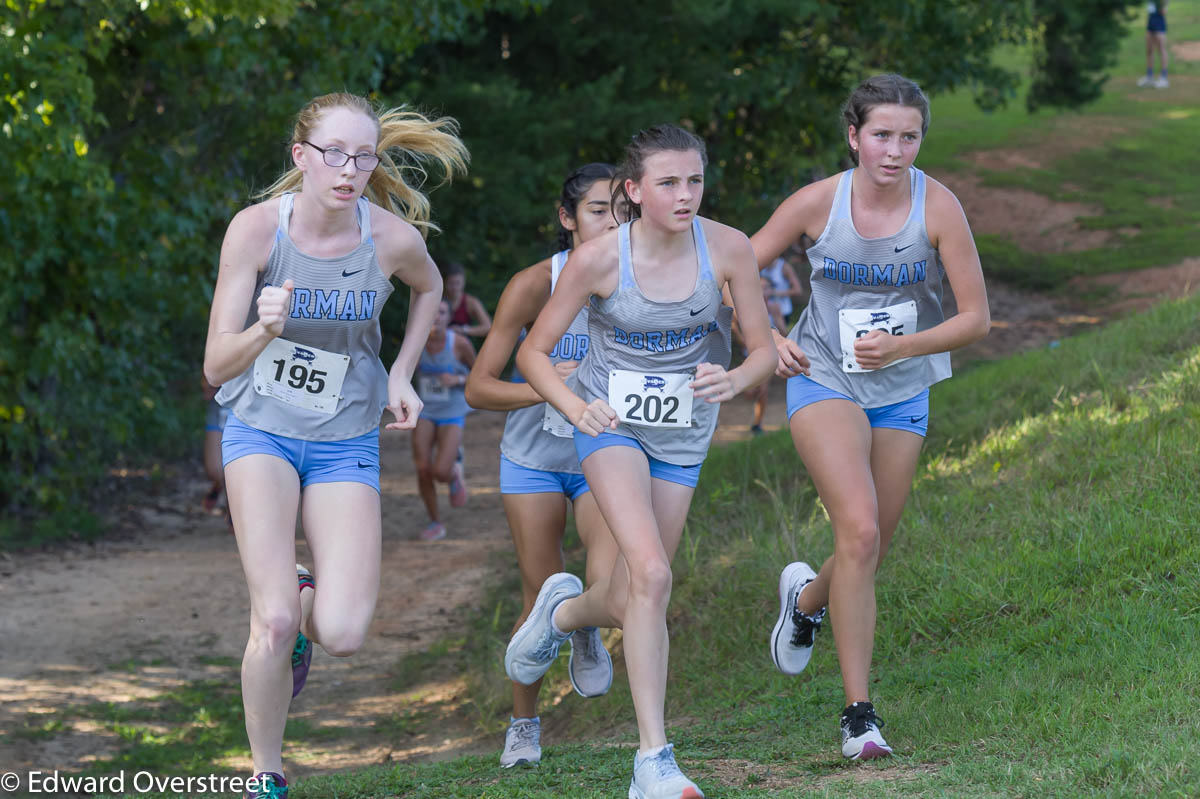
[{"x1": 61, "y1": 10, "x2": 1200, "y2": 797}]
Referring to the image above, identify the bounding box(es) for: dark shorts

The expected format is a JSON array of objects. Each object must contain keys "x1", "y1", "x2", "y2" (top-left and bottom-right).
[{"x1": 1148, "y1": 12, "x2": 1166, "y2": 33}]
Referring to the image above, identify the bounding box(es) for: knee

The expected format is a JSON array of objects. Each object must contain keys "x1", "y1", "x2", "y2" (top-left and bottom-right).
[
  {"x1": 433, "y1": 464, "x2": 455, "y2": 483},
  {"x1": 627, "y1": 559, "x2": 673, "y2": 608},
  {"x1": 317, "y1": 626, "x2": 367, "y2": 658},
  {"x1": 250, "y1": 607, "x2": 301, "y2": 656},
  {"x1": 834, "y1": 519, "x2": 881, "y2": 569},
  {"x1": 415, "y1": 460, "x2": 433, "y2": 480}
]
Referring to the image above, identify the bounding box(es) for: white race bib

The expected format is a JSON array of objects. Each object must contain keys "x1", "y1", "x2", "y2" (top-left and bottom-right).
[
  {"x1": 253, "y1": 337, "x2": 350, "y2": 415},
  {"x1": 418, "y1": 373, "x2": 451, "y2": 401},
  {"x1": 542, "y1": 403, "x2": 575, "y2": 438},
  {"x1": 607, "y1": 369, "x2": 693, "y2": 428},
  {"x1": 838, "y1": 300, "x2": 917, "y2": 373}
]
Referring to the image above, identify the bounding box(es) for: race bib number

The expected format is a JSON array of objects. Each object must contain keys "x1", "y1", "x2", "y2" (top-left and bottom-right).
[
  {"x1": 838, "y1": 300, "x2": 917, "y2": 373},
  {"x1": 607, "y1": 369, "x2": 693, "y2": 428},
  {"x1": 542, "y1": 404, "x2": 575, "y2": 438},
  {"x1": 253, "y1": 337, "x2": 350, "y2": 415},
  {"x1": 418, "y1": 373, "x2": 450, "y2": 401}
]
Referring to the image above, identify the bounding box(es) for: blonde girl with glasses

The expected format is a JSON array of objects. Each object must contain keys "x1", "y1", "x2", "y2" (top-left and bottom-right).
[{"x1": 204, "y1": 92, "x2": 467, "y2": 798}]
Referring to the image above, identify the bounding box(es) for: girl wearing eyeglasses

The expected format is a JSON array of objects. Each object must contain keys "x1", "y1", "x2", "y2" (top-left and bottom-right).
[{"x1": 203, "y1": 92, "x2": 467, "y2": 799}]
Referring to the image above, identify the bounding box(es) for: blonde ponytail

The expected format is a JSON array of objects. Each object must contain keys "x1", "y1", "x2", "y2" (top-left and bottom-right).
[{"x1": 259, "y1": 93, "x2": 470, "y2": 237}]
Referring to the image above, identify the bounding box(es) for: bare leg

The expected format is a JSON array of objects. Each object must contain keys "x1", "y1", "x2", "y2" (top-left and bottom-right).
[
  {"x1": 796, "y1": 425, "x2": 923, "y2": 616},
  {"x1": 301, "y1": 481, "x2": 382, "y2": 656},
  {"x1": 501, "y1": 492, "x2": 568, "y2": 719},
  {"x1": 225, "y1": 454, "x2": 301, "y2": 778},
  {"x1": 554, "y1": 491, "x2": 624, "y2": 630},
  {"x1": 411, "y1": 419, "x2": 438, "y2": 523},
  {"x1": 564, "y1": 446, "x2": 695, "y2": 750}
]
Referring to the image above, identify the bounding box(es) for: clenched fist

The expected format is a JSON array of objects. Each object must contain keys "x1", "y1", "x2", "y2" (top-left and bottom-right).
[{"x1": 258, "y1": 279, "x2": 294, "y2": 338}]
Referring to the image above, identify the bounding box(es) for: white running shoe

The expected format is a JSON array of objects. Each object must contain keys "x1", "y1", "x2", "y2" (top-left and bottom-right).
[
  {"x1": 505, "y1": 572, "x2": 582, "y2": 685},
  {"x1": 1153, "y1": 75, "x2": 1169, "y2": 89},
  {"x1": 568, "y1": 626, "x2": 613, "y2": 698},
  {"x1": 628, "y1": 744, "x2": 704, "y2": 799},
  {"x1": 840, "y1": 701, "x2": 893, "y2": 760},
  {"x1": 499, "y1": 716, "x2": 541, "y2": 768},
  {"x1": 769, "y1": 561, "x2": 826, "y2": 675},
  {"x1": 1137, "y1": 74, "x2": 1154, "y2": 87}
]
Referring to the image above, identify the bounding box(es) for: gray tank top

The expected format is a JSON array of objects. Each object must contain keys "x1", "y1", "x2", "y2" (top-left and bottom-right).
[
  {"x1": 788, "y1": 167, "x2": 951, "y2": 408},
  {"x1": 217, "y1": 193, "x2": 394, "y2": 440},
  {"x1": 571, "y1": 218, "x2": 728, "y2": 466},
  {"x1": 499, "y1": 250, "x2": 590, "y2": 474},
  {"x1": 417, "y1": 329, "x2": 470, "y2": 420}
]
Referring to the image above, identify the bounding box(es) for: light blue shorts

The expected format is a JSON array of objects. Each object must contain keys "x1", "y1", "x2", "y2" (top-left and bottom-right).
[
  {"x1": 573, "y1": 431, "x2": 703, "y2": 488},
  {"x1": 425, "y1": 415, "x2": 465, "y2": 428},
  {"x1": 786, "y1": 375, "x2": 929, "y2": 437},
  {"x1": 499, "y1": 455, "x2": 590, "y2": 501},
  {"x1": 221, "y1": 414, "x2": 381, "y2": 492}
]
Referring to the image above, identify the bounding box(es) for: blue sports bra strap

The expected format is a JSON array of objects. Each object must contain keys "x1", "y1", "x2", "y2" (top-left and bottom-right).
[
  {"x1": 357, "y1": 196, "x2": 372, "y2": 244},
  {"x1": 618, "y1": 221, "x2": 635, "y2": 290},
  {"x1": 692, "y1": 217, "x2": 715, "y2": 282}
]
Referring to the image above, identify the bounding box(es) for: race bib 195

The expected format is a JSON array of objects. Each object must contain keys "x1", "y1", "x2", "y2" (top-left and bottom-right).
[
  {"x1": 253, "y1": 337, "x2": 350, "y2": 415},
  {"x1": 607, "y1": 369, "x2": 693, "y2": 428},
  {"x1": 838, "y1": 300, "x2": 917, "y2": 373}
]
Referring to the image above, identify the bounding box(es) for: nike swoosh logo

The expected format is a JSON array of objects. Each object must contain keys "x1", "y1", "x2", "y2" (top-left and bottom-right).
[
  {"x1": 894, "y1": 244, "x2": 913, "y2": 253},
  {"x1": 356, "y1": 461, "x2": 372, "y2": 469},
  {"x1": 908, "y1": 415, "x2": 927, "y2": 425},
  {"x1": 342, "y1": 268, "x2": 364, "y2": 278},
  {"x1": 689, "y1": 305, "x2": 709, "y2": 316}
]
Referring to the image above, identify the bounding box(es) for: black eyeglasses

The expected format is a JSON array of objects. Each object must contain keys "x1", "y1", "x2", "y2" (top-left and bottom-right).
[{"x1": 301, "y1": 141, "x2": 381, "y2": 172}]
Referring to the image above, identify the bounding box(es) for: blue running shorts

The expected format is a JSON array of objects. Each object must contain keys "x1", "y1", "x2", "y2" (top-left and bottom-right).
[
  {"x1": 786, "y1": 374, "x2": 930, "y2": 437},
  {"x1": 573, "y1": 431, "x2": 703, "y2": 488},
  {"x1": 221, "y1": 414, "x2": 381, "y2": 492},
  {"x1": 499, "y1": 455, "x2": 590, "y2": 501},
  {"x1": 425, "y1": 415, "x2": 465, "y2": 428}
]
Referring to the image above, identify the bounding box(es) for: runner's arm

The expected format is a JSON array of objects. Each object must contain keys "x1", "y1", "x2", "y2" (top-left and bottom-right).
[
  {"x1": 465, "y1": 264, "x2": 553, "y2": 411},
  {"x1": 203, "y1": 203, "x2": 281, "y2": 386},
  {"x1": 852, "y1": 180, "x2": 989, "y2": 370}
]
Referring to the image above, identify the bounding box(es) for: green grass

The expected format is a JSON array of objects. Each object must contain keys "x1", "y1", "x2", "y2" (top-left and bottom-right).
[
  {"x1": 278, "y1": 298, "x2": 1200, "y2": 798},
  {"x1": 918, "y1": 8, "x2": 1200, "y2": 291}
]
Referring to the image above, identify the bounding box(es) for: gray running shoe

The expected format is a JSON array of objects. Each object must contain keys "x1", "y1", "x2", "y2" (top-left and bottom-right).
[
  {"x1": 568, "y1": 626, "x2": 613, "y2": 698},
  {"x1": 628, "y1": 744, "x2": 704, "y2": 799},
  {"x1": 769, "y1": 561, "x2": 825, "y2": 675},
  {"x1": 505, "y1": 572, "x2": 582, "y2": 685},
  {"x1": 499, "y1": 716, "x2": 541, "y2": 768}
]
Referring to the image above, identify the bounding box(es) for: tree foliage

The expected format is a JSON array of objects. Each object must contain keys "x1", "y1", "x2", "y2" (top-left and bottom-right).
[{"x1": 1, "y1": 0, "x2": 1133, "y2": 541}]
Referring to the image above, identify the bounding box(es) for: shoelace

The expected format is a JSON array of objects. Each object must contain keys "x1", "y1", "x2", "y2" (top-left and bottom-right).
[
  {"x1": 573, "y1": 627, "x2": 598, "y2": 660},
  {"x1": 644, "y1": 747, "x2": 685, "y2": 781},
  {"x1": 507, "y1": 720, "x2": 539, "y2": 749},
  {"x1": 789, "y1": 605, "x2": 826, "y2": 647},
  {"x1": 528, "y1": 628, "x2": 564, "y2": 662},
  {"x1": 843, "y1": 705, "x2": 886, "y2": 737}
]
